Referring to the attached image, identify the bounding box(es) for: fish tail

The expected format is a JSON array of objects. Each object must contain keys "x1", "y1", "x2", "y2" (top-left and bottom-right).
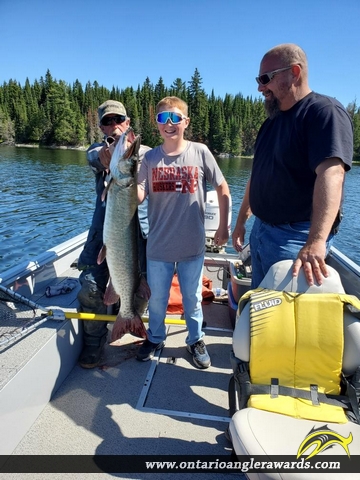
[
  {"x1": 134, "y1": 276, "x2": 151, "y2": 316},
  {"x1": 130, "y1": 314, "x2": 148, "y2": 340},
  {"x1": 110, "y1": 313, "x2": 147, "y2": 342},
  {"x1": 111, "y1": 314, "x2": 132, "y2": 342}
]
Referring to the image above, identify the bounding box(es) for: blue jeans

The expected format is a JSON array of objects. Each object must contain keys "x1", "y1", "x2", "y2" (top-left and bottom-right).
[
  {"x1": 249, "y1": 217, "x2": 334, "y2": 288},
  {"x1": 147, "y1": 256, "x2": 205, "y2": 345}
]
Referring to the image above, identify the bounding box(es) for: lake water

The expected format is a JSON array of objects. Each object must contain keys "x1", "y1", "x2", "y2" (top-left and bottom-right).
[{"x1": 1, "y1": 145, "x2": 359, "y2": 271}]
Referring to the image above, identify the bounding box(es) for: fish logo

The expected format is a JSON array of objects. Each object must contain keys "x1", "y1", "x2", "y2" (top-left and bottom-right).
[{"x1": 297, "y1": 425, "x2": 353, "y2": 459}]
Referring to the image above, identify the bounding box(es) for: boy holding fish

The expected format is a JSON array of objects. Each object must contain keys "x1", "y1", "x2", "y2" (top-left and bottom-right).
[{"x1": 137, "y1": 96, "x2": 231, "y2": 369}]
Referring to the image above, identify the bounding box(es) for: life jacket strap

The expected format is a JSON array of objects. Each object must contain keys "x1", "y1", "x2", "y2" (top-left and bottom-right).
[{"x1": 229, "y1": 354, "x2": 360, "y2": 423}]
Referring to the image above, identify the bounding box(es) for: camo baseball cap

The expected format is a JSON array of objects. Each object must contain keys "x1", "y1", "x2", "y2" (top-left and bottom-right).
[{"x1": 98, "y1": 100, "x2": 127, "y2": 123}]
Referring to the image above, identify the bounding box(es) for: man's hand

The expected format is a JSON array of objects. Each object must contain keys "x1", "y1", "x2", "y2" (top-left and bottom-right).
[
  {"x1": 98, "y1": 136, "x2": 119, "y2": 169},
  {"x1": 98, "y1": 144, "x2": 112, "y2": 169},
  {"x1": 232, "y1": 223, "x2": 246, "y2": 252},
  {"x1": 292, "y1": 240, "x2": 328, "y2": 285}
]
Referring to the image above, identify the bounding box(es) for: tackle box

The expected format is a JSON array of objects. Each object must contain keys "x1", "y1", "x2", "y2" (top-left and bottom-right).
[{"x1": 228, "y1": 259, "x2": 252, "y2": 304}]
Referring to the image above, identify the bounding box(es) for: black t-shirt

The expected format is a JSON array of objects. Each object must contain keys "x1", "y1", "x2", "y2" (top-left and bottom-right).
[{"x1": 249, "y1": 92, "x2": 353, "y2": 224}]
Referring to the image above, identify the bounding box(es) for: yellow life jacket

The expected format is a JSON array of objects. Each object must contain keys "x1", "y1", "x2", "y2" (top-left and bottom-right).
[{"x1": 238, "y1": 289, "x2": 360, "y2": 423}]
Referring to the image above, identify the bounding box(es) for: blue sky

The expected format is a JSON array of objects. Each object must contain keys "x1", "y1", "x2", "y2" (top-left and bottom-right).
[{"x1": 1, "y1": 0, "x2": 359, "y2": 109}]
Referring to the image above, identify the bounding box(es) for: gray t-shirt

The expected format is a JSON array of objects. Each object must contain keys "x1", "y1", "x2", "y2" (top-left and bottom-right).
[{"x1": 138, "y1": 141, "x2": 225, "y2": 262}]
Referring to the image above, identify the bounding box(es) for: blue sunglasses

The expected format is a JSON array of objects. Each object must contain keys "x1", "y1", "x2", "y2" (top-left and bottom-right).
[{"x1": 156, "y1": 111, "x2": 187, "y2": 124}]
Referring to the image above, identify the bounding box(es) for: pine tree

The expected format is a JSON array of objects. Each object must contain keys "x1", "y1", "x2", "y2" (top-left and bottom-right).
[
  {"x1": 0, "y1": 106, "x2": 15, "y2": 143},
  {"x1": 0, "y1": 69, "x2": 358, "y2": 159},
  {"x1": 154, "y1": 77, "x2": 168, "y2": 106},
  {"x1": 138, "y1": 77, "x2": 158, "y2": 147},
  {"x1": 169, "y1": 78, "x2": 187, "y2": 100},
  {"x1": 348, "y1": 101, "x2": 360, "y2": 159},
  {"x1": 122, "y1": 87, "x2": 140, "y2": 133},
  {"x1": 208, "y1": 92, "x2": 224, "y2": 153},
  {"x1": 187, "y1": 68, "x2": 209, "y2": 143}
]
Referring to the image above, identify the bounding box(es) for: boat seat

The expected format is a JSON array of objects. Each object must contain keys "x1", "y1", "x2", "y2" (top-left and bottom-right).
[{"x1": 229, "y1": 260, "x2": 360, "y2": 479}]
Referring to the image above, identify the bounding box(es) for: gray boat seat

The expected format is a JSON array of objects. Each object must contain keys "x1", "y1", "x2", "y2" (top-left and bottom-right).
[{"x1": 229, "y1": 260, "x2": 360, "y2": 479}]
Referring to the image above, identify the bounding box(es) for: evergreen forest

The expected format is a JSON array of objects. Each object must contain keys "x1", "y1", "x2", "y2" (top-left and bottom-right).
[{"x1": 0, "y1": 68, "x2": 359, "y2": 158}]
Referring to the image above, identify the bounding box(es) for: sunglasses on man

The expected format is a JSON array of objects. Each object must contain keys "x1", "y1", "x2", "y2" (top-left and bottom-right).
[
  {"x1": 156, "y1": 111, "x2": 188, "y2": 125},
  {"x1": 256, "y1": 66, "x2": 293, "y2": 86},
  {"x1": 101, "y1": 115, "x2": 126, "y2": 126}
]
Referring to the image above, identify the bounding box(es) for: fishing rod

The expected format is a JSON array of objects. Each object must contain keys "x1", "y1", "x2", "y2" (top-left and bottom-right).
[{"x1": 0, "y1": 282, "x2": 186, "y2": 347}]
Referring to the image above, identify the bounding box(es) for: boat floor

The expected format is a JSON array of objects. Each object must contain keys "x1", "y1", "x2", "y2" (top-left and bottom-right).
[{"x1": 1, "y1": 260, "x2": 244, "y2": 479}]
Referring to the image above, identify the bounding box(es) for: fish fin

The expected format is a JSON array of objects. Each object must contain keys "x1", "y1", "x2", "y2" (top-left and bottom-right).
[
  {"x1": 97, "y1": 245, "x2": 107, "y2": 265},
  {"x1": 103, "y1": 280, "x2": 120, "y2": 306},
  {"x1": 138, "y1": 275, "x2": 151, "y2": 300},
  {"x1": 101, "y1": 178, "x2": 112, "y2": 202},
  {"x1": 111, "y1": 313, "x2": 132, "y2": 342},
  {"x1": 134, "y1": 276, "x2": 151, "y2": 316},
  {"x1": 130, "y1": 314, "x2": 148, "y2": 340},
  {"x1": 110, "y1": 313, "x2": 147, "y2": 342}
]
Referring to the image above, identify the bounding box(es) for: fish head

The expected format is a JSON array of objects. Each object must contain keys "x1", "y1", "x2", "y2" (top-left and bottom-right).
[{"x1": 109, "y1": 129, "x2": 141, "y2": 185}]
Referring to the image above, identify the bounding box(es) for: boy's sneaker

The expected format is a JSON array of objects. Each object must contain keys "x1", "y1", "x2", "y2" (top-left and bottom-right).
[
  {"x1": 136, "y1": 339, "x2": 165, "y2": 361},
  {"x1": 187, "y1": 340, "x2": 211, "y2": 369}
]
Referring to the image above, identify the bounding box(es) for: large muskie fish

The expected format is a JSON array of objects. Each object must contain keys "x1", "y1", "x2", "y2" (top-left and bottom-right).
[{"x1": 98, "y1": 129, "x2": 150, "y2": 342}]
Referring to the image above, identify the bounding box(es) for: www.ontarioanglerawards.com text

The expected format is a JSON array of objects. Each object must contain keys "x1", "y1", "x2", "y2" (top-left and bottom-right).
[{"x1": 145, "y1": 457, "x2": 341, "y2": 473}]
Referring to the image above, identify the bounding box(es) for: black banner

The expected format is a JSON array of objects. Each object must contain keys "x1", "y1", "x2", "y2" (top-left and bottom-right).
[{"x1": 0, "y1": 455, "x2": 359, "y2": 474}]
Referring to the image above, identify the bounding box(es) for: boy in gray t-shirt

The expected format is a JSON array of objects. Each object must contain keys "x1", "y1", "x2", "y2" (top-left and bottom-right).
[{"x1": 137, "y1": 96, "x2": 231, "y2": 369}]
